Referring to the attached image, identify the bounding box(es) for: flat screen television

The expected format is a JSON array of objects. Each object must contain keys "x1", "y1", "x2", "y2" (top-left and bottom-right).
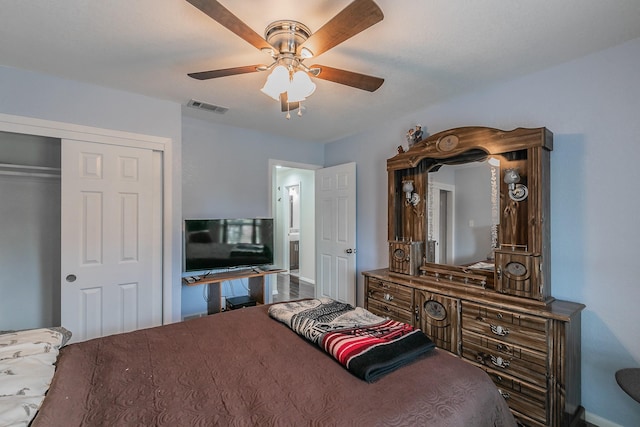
[{"x1": 183, "y1": 218, "x2": 274, "y2": 272}]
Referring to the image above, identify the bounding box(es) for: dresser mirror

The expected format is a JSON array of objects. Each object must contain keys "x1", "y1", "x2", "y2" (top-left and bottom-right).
[
  {"x1": 426, "y1": 158, "x2": 498, "y2": 267},
  {"x1": 387, "y1": 126, "x2": 553, "y2": 302}
]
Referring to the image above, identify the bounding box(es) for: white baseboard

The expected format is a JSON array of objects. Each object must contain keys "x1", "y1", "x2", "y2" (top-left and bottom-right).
[
  {"x1": 297, "y1": 276, "x2": 315, "y2": 285},
  {"x1": 586, "y1": 411, "x2": 623, "y2": 427},
  {"x1": 182, "y1": 312, "x2": 208, "y2": 321}
]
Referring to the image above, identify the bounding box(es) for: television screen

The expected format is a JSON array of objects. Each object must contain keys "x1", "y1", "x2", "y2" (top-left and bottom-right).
[{"x1": 183, "y1": 218, "x2": 274, "y2": 272}]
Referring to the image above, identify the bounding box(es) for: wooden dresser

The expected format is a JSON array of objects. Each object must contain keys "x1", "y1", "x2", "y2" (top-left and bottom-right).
[
  {"x1": 363, "y1": 269, "x2": 583, "y2": 427},
  {"x1": 368, "y1": 127, "x2": 585, "y2": 426}
]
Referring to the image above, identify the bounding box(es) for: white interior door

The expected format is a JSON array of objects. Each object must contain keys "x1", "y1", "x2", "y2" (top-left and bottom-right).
[
  {"x1": 315, "y1": 162, "x2": 356, "y2": 306},
  {"x1": 61, "y1": 139, "x2": 160, "y2": 342}
]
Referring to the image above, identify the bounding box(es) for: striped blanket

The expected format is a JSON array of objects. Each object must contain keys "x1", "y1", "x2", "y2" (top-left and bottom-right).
[{"x1": 268, "y1": 298, "x2": 435, "y2": 382}]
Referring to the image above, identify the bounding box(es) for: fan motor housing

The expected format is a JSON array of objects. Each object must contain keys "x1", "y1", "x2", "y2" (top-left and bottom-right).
[{"x1": 265, "y1": 20, "x2": 311, "y2": 54}]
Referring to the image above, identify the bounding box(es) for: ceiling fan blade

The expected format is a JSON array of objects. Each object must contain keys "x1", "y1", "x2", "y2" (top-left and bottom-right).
[
  {"x1": 280, "y1": 93, "x2": 300, "y2": 112},
  {"x1": 299, "y1": 0, "x2": 383, "y2": 58},
  {"x1": 311, "y1": 64, "x2": 383, "y2": 92},
  {"x1": 186, "y1": 0, "x2": 274, "y2": 51},
  {"x1": 188, "y1": 65, "x2": 264, "y2": 80}
]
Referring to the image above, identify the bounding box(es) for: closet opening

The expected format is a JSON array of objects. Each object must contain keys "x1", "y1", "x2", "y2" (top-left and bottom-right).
[{"x1": 0, "y1": 131, "x2": 61, "y2": 330}]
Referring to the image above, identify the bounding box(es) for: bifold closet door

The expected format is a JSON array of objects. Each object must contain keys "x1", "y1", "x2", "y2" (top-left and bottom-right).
[{"x1": 61, "y1": 139, "x2": 157, "y2": 342}]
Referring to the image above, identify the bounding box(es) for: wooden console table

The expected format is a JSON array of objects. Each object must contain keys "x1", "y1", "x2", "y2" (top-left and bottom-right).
[{"x1": 184, "y1": 268, "x2": 284, "y2": 314}]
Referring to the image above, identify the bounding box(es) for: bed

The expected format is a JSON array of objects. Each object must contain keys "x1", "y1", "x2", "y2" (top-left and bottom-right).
[{"x1": 16, "y1": 300, "x2": 515, "y2": 426}]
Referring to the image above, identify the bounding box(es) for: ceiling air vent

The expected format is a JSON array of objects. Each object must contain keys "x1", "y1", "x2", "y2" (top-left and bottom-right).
[{"x1": 187, "y1": 99, "x2": 229, "y2": 114}]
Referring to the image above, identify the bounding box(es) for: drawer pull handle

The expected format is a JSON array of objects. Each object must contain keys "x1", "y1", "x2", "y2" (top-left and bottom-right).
[
  {"x1": 384, "y1": 293, "x2": 394, "y2": 302},
  {"x1": 496, "y1": 375, "x2": 503, "y2": 383},
  {"x1": 490, "y1": 324, "x2": 510, "y2": 336},
  {"x1": 382, "y1": 305, "x2": 391, "y2": 312},
  {"x1": 498, "y1": 389, "x2": 510, "y2": 400},
  {"x1": 491, "y1": 355, "x2": 510, "y2": 369}
]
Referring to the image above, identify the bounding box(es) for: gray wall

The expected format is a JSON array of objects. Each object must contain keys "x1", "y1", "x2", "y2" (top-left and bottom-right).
[
  {"x1": 180, "y1": 116, "x2": 324, "y2": 316},
  {"x1": 324, "y1": 36, "x2": 640, "y2": 427},
  {"x1": 0, "y1": 65, "x2": 183, "y2": 323}
]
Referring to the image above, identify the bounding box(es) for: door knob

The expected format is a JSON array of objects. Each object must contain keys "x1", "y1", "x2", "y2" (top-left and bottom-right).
[
  {"x1": 345, "y1": 248, "x2": 353, "y2": 254},
  {"x1": 66, "y1": 274, "x2": 77, "y2": 282}
]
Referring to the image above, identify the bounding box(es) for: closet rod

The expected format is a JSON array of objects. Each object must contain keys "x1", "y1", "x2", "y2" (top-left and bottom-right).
[{"x1": 0, "y1": 162, "x2": 61, "y2": 179}]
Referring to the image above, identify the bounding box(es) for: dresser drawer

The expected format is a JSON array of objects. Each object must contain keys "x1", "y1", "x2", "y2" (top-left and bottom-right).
[
  {"x1": 461, "y1": 330, "x2": 548, "y2": 388},
  {"x1": 461, "y1": 302, "x2": 548, "y2": 351},
  {"x1": 415, "y1": 289, "x2": 460, "y2": 354},
  {"x1": 367, "y1": 278, "x2": 413, "y2": 311},
  {"x1": 481, "y1": 368, "x2": 548, "y2": 426},
  {"x1": 367, "y1": 298, "x2": 414, "y2": 324}
]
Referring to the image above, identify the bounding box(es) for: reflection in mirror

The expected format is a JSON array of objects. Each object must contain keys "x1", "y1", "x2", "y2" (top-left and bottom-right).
[{"x1": 427, "y1": 158, "x2": 500, "y2": 267}]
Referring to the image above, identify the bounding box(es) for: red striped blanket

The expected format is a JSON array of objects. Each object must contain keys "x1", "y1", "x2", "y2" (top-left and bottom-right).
[{"x1": 268, "y1": 298, "x2": 435, "y2": 382}]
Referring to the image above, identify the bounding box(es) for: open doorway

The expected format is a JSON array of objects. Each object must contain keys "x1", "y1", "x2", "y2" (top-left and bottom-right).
[{"x1": 270, "y1": 161, "x2": 318, "y2": 302}]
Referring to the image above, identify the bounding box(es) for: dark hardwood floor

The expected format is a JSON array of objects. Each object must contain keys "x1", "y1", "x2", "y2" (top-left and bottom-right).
[{"x1": 273, "y1": 273, "x2": 315, "y2": 303}]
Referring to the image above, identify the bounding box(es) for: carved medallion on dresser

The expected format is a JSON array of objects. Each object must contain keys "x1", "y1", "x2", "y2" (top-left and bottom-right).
[{"x1": 363, "y1": 126, "x2": 585, "y2": 427}]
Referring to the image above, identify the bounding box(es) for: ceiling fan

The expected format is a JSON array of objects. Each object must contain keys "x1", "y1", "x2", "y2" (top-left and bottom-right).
[{"x1": 185, "y1": 0, "x2": 385, "y2": 116}]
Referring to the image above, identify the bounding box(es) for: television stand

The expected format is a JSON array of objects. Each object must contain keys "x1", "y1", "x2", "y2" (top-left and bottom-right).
[{"x1": 184, "y1": 268, "x2": 284, "y2": 314}]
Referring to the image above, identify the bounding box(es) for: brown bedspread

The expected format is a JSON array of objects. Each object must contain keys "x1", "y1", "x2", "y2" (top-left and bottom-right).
[{"x1": 33, "y1": 304, "x2": 516, "y2": 427}]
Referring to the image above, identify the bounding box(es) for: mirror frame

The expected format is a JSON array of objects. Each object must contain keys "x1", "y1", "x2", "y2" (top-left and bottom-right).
[{"x1": 387, "y1": 126, "x2": 553, "y2": 302}]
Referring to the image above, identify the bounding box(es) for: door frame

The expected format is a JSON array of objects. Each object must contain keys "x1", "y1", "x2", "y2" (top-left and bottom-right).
[{"x1": 0, "y1": 113, "x2": 175, "y2": 324}]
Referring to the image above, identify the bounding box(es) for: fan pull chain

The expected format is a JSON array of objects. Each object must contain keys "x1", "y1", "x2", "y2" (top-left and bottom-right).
[
  {"x1": 286, "y1": 102, "x2": 291, "y2": 119},
  {"x1": 298, "y1": 101, "x2": 303, "y2": 117}
]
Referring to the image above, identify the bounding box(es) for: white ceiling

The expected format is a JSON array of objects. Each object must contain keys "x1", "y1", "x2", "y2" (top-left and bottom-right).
[{"x1": 2, "y1": 1, "x2": 639, "y2": 142}]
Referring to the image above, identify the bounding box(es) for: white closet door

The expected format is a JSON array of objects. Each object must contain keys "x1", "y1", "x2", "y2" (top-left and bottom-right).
[{"x1": 61, "y1": 139, "x2": 158, "y2": 342}]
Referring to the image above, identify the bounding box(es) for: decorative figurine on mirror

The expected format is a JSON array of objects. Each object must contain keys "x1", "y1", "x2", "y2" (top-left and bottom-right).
[
  {"x1": 406, "y1": 124, "x2": 425, "y2": 149},
  {"x1": 406, "y1": 128, "x2": 415, "y2": 148},
  {"x1": 413, "y1": 124, "x2": 423, "y2": 143}
]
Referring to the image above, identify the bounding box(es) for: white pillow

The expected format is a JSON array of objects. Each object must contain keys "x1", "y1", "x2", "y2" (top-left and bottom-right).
[
  {"x1": 0, "y1": 328, "x2": 68, "y2": 427},
  {"x1": 0, "y1": 328, "x2": 64, "y2": 361}
]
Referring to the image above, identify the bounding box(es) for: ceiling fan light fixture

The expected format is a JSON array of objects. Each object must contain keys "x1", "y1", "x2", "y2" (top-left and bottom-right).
[
  {"x1": 261, "y1": 65, "x2": 315, "y2": 105},
  {"x1": 287, "y1": 70, "x2": 316, "y2": 103},
  {"x1": 260, "y1": 65, "x2": 290, "y2": 100}
]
